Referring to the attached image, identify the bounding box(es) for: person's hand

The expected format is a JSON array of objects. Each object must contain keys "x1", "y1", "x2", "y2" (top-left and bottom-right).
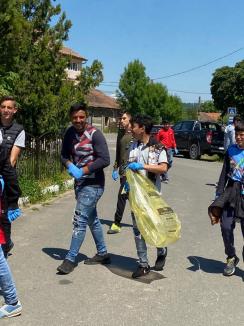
[
  {"x1": 7, "y1": 208, "x2": 22, "y2": 223},
  {"x1": 127, "y1": 162, "x2": 144, "y2": 171},
  {"x1": 67, "y1": 163, "x2": 84, "y2": 180},
  {"x1": 174, "y1": 148, "x2": 179, "y2": 155},
  {"x1": 124, "y1": 181, "x2": 130, "y2": 193},
  {"x1": 112, "y1": 169, "x2": 119, "y2": 181},
  {"x1": 0, "y1": 176, "x2": 4, "y2": 193}
]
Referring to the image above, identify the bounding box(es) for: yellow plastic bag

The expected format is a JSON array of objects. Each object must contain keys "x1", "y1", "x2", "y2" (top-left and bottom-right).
[{"x1": 126, "y1": 169, "x2": 181, "y2": 247}]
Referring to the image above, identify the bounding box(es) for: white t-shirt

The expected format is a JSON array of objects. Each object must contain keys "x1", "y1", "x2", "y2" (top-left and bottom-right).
[
  {"x1": 0, "y1": 129, "x2": 25, "y2": 148},
  {"x1": 128, "y1": 141, "x2": 168, "y2": 190}
]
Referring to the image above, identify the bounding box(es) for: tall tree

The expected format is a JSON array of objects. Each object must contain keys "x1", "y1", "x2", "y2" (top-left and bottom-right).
[
  {"x1": 211, "y1": 60, "x2": 244, "y2": 118},
  {"x1": 200, "y1": 100, "x2": 219, "y2": 113},
  {"x1": 116, "y1": 60, "x2": 150, "y2": 116},
  {"x1": 162, "y1": 95, "x2": 183, "y2": 123}
]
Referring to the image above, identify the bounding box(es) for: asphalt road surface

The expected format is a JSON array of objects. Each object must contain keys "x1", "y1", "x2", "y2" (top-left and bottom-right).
[{"x1": 3, "y1": 134, "x2": 244, "y2": 326}]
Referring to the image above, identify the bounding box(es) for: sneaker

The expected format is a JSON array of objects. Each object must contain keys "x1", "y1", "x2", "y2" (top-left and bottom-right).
[
  {"x1": 107, "y1": 223, "x2": 121, "y2": 234},
  {"x1": 243, "y1": 247, "x2": 244, "y2": 262},
  {"x1": 57, "y1": 259, "x2": 75, "y2": 274},
  {"x1": 155, "y1": 248, "x2": 167, "y2": 271},
  {"x1": 223, "y1": 256, "x2": 239, "y2": 276},
  {"x1": 84, "y1": 253, "x2": 111, "y2": 265},
  {"x1": 132, "y1": 265, "x2": 150, "y2": 278},
  {"x1": 0, "y1": 301, "x2": 22, "y2": 318},
  {"x1": 2, "y1": 241, "x2": 14, "y2": 258}
]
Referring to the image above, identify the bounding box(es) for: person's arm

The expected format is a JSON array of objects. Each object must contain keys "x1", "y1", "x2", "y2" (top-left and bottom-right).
[
  {"x1": 10, "y1": 145, "x2": 22, "y2": 167},
  {"x1": 60, "y1": 128, "x2": 73, "y2": 167},
  {"x1": 171, "y1": 129, "x2": 177, "y2": 149},
  {"x1": 87, "y1": 129, "x2": 110, "y2": 173},
  {"x1": 216, "y1": 153, "x2": 230, "y2": 195},
  {"x1": 10, "y1": 129, "x2": 25, "y2": 167},
  {"x1": 144, "y1": 162, "x2": 168, "y2": 174}
]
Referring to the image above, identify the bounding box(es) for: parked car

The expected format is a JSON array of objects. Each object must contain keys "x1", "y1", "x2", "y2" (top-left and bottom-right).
[
  {"x1": 150, "y1": 125, "x2": 163, "y2": 139},
  {"x1": 172, "y1": 120, "x2": 224, "y2": 159}
]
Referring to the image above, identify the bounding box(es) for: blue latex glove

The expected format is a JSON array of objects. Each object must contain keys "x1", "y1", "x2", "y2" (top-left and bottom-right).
[
  {"x1": 127, "y1": 162, "x2": 144, "y2": 171},
  {"x1": 67, "y1": 163, "x2": 84, "y2": 180},
  {"x1": 112, "y1": 170, "x2": 119, "y2": 181},
  {"x1": 0, "y1": 176, "x2": 4, "y2": 193},
  {"x1": 124, "y1": 181, "x2": 130, "y2": 193},
  {"x1": 7, "y1": 208, "x2": 22, "y2": 223},
  {"x1": 174, "y1": 148, "x2": 179, "y2": 155}
]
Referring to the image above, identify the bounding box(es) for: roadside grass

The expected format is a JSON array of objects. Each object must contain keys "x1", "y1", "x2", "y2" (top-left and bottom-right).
[
  {"x1": 19, "y1": 171, "x2": 73, "y2": 205},
  {"x1": 200, "y1": 154, "x2": 224, "y2": 162}
]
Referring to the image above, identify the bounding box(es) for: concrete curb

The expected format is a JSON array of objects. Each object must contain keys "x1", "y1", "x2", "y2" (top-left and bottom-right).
[{"x1": 18, "y1": 179, "x2": 74, "y2": 207}]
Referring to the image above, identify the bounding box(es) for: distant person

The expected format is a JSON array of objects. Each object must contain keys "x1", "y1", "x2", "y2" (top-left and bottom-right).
[
  {"x1": 208, "y1": 120, "x2": 244, "y2": 277},
  {"x1": 0, "y1": 96, "x2": 25, "y2": 257},
  {"x1": 107, "y1": 111, "x2": 133, "y2": 234},
  {"x1": 224, "y1": 115, "x2": 241, "y2": 151},
  {"x1": 57, "y1": 101, "x2": 111, "y2": 275},
  {"x1": 127, "y1": 114, "x2": 169, "y2": 278},
  {"x1": 156, "y1": 120, "x2": 178, "y2": 183}
]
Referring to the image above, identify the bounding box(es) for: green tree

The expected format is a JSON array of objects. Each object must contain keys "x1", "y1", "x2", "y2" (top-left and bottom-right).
[
  {"x1": 162, "y1": 95, "x2": 183, "y2": 123},
  {"x1": 116, "y1": 59, "x2": 150, "y2": 116},
  {"x1": 77, "y1": 59, "x2": 104, "y2": 95},
  {"x1": 211, "y1": 60, "x2": 244, "y2": 118},
  {"x1": 200, "y1": 100, "x2": 218, "y2": 112}
]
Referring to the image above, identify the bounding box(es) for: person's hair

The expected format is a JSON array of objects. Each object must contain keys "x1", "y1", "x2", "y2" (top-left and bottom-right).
[
  {"x1": 121, "y1": 111, "x2": 132, "y2": 123},
  {"x1": 161, "y1": 120, "x2": 169, "y2": 125},
  {"x1": 0, "y1": 95, "x2": 17, "y2": 107},
  {"x1": 69, "y1": 101, "x2": 88, "y2": 116},
  {"x1": 235, "y1": 120, "x2": 244, "y2": 133},
  {"x1": 132, "y1": 114, "x2": 153, "y2": 134},
  {"x1": 233, "y1": 115, "x2": 241, "y2": 124}
]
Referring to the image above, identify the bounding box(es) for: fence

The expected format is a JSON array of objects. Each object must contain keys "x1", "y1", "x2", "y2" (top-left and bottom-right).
[{"x1": 17, "y1": 132, "x2": 63, "y2": 180}]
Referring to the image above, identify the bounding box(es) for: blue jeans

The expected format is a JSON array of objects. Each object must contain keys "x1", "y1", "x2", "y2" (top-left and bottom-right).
[
  {"x1": 0, "y1": 245, "x2": 18, "y2": 305},
  {"x1": 66, "y1": 185, "x2": 107, "y2": 262},
  {"x1": 131, "y1": 213, "x2": 166, "y2": 267},
  {"x1": 163, "y1": 148, "x2": 173, "y2": 180}
]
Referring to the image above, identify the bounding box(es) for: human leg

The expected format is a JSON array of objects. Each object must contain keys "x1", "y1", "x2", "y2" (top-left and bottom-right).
[
  {"x1": 0, "y1": 246, "x2": 18, "y2": 304},
  {"x1": 108, "y1": 177, "x2": 128, "y2": 234},
  {"x1": 155, "y1": 247, "x2": 167, "y2": 271},
  {"x1": 220, "y1": 207, "x2": 239, "y2": 276},
  {"x1": 131, "y1": 213, "x2": 150, "y2": 278}
]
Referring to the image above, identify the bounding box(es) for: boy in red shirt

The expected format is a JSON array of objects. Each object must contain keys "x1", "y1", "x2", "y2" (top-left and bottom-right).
[{"x1": 157, "y1": 120, "x2": 178, "y2": 183}]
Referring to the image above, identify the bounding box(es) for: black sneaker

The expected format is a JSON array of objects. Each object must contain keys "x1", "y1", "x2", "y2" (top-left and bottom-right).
[
  {"x1": 223, "y1": 256, "x2": 239, "y2": 276},
  {"x1": 132, "y1": 265, "x2": 150, "y2": 278},
  {"x1": 2, "y1": 241, "x2": 14, "y2": 258},
  {"x1": 155, "y1": 248, "x2": 167, "y2": 271},
  {"x1": 57, "y1": 259, "x2": 75, "y2": 274},
  {"x1": 242, "y1": 247, "x2": 244, "y2": 262},
  {"x1": 84, "y1": 254, "x2": 111, "y2": 265}
]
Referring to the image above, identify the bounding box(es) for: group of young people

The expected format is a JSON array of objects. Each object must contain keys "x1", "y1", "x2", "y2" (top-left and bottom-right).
[{"x1": 0, "y1": 97, "x2": 244, "y2": 319}]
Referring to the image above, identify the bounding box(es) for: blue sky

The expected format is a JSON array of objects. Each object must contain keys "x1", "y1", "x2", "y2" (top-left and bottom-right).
[{"x1": 57, "y1": 0, "x2": 244, "y2": 103}]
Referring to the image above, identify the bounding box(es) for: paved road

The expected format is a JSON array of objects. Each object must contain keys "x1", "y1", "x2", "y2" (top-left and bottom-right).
[{"x1": 3, "y1": 134, "x2": 244, "y2": 326}]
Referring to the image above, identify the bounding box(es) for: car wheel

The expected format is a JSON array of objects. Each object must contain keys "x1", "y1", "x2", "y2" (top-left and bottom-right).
[{"x1": 189, "y1": 143, "x2": 200, "y2": 160}]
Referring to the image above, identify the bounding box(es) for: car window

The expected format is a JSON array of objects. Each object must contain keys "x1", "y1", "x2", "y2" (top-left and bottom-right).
[
  {"x1": 194, "y1": 122, "x2": 201, "y2": 131},
  {"x1": 173, "y1": 122, "x2": 182, "y2": 131},
  {"x1": 181, "y1": 121, "x2": 194, "y2": 131},
  {"x1": 203, "y1": 123, "x2": 219, "y2": 131}
]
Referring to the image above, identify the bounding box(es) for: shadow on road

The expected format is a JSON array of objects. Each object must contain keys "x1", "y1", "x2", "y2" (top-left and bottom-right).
[
  {"x1": 105, "y1": 253, "x2": 166, "y2": 284},
  {"x1": 205, "y1": 183, "x2": 217, "y2": 187},
  {"x1": 187, "y1": 256, "x2": 244, "y2": 279},
  {"x1": 99, "y1": 218, "x2": 132, "y2": 228},
  {"x1": 42, "y1": 247, "x2": 87, "y2": 263}
]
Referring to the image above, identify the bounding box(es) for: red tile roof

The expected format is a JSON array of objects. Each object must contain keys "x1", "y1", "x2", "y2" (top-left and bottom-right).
[
  {"x1": 198, "y1": 112, "x2": 221, "y2": 122},
  {"x1": 59, "y1": 46, "x2": 87, "y2": 61},
  {"x1": 86, "y1": 89, "x2": 120, "y2": 110}
]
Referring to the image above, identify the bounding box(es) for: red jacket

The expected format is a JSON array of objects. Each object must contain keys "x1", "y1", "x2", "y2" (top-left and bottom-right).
[{"x1": 157, "y1": 127, "x2": 176, "y2": 149}]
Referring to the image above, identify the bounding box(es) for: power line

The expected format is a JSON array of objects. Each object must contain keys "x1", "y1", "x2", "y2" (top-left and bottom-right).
[
  {"x1": 100, "y1": 46, "x2": 244, "y2": 84},
  {"x1": 152, "y1": 47, "x2": 244, "y2": 80}
]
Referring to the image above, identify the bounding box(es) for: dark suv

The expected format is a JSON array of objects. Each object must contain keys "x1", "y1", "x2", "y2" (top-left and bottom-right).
[{"x1": 172, "y1": 120, "x2": 224, "y2": 159}]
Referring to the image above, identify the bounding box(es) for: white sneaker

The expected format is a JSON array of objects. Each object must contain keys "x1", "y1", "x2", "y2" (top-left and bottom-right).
[{"x1": 0, "y1": 301, "x2": 22, "y2": 318}]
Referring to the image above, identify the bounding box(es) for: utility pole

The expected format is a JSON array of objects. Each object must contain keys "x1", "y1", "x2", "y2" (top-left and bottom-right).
[{"x1": 197, "y1": 96, "x2": 201, "y2": 120}]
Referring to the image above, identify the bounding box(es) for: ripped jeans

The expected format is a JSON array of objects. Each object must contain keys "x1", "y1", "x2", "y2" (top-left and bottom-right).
[
  {"x1": 65, "y1": 185, "x2": 107, "y2": 262},
  {"x1": 131, "y1": 213, "x2": 166, "y2": 267}
]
